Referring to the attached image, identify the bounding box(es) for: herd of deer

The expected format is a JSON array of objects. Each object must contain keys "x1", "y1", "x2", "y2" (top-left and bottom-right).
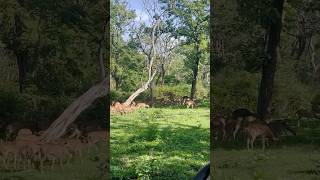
[
  {"x1": 111, "y1": 96, "x2": 197, "y2": 115},
  {"x1": 0, "y1": 124, "x2": 107, "y2": 172},
  {"x1": 212, "y1": 108, "x2": 297, "y2": 150},
  {"x1": 157, "y1": 95, "x2": 197, "y2": 108},
  {"x1": 110, "y1": 101, "x2": 150, "y2": 114}
]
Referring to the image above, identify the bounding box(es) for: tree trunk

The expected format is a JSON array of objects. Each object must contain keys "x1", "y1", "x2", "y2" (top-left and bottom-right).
[
  {"x1": 41, "y1": 79, "x2": 108, "y2": 142},
  {"x1": 257, "y1": 0, "x2": 284, "y2": 120},
  {"x1": 190, "y1": 42, "x2": 200, "y2": 100},
  {"x1": 149, "y1": 81, "x2": 155, "y2": 107},
  {"x1": 160, "y1": 64, "x2": 165, "y2": 85},
  {"x1": 16, "y1": 53, "x2": 28, "y2": 93},
  {"x1": 98, "y1": 39, "x2": 106, "y2": 80},
  {"x1": 123, "y1": 69, "x2": 158, "y2": 106},
  {"x1": 13, "y1": 14, "x2": 27, "y2": 93},
  {"x1": 98, "y1": 18, "x2": 108, "y2": 80}
]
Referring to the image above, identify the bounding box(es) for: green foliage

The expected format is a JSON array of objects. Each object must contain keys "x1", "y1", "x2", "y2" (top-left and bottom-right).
[
  {"x1": 0, "y1": 90, "x2": 28, "y2": 121},
  {"x1": 0, "y1": 0, "x2": 107, "y2": 124},
  {"x1": 154, "y1": 84, "x2": 190, "y2": 98},
  {"x1": 213, "y1": 68, "x2": 259, "y2": 115},
  {"x1": 311, "y1": 93, "x2": 320, "y2": 113}
]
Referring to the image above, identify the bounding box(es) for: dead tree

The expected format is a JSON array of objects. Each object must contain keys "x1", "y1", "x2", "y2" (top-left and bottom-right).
[{"x1": 123, "y1": 3, "x2": 177, "y2": 106}]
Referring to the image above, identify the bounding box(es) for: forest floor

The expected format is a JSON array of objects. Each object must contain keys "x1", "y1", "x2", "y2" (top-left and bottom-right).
[
  {"x1": 0, "y1": 143, "x2": 107, "y2": 180},
  {"x1": 110, "y1": 107, "x2": 210, "y2": 179},
  {"x1": 213, "y1": 125, "x2": 320, "y2": 180}
]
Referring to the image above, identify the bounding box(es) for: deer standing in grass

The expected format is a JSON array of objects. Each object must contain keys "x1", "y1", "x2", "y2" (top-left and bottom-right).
[{"x1": 244, "y1": 120, "x2": 277, "y2": 150}]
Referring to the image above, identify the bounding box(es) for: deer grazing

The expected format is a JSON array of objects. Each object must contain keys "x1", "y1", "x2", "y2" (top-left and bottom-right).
[
  {"x1": 231, "y1": 108, "x2": 256, "y2": 140},
  {"x1": 111, "y1": 101, "x2": 150, "y2": 114},
  {"x1": 0, "y1": 125, "x2": 97, "y2": 172},
  {"x1": 244, "y1": 120, "x2": 277, "y2": 150},
  {"x1": 185, "y1": 99, "x2": 196, "y2": 109}
]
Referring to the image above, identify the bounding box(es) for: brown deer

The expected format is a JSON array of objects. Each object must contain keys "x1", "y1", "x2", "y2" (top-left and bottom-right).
[
  {"x1": 181, "y1": 96, "x2": 190, "y2": 105},
  {"x1": 0, "y1": 142, "x2": 19, "y2": 169},
  {"x1": 40, "y1": 143, "x2": 72, "y2": 170},
  {"x1": 136, "y1": 103, "x2": 150, "y2": 108},
  {"x1": 87, "y1": 131, "x2": 107, "y2": 145},
  {"x1": 185, "y1": 100, "x2": 196, "y2": 109},
  {"x1": 64, "y1": 138, "x2": 88, "y2": 162},
  {"x1": 231, "y1": 108, "x2": 256, "y2": 140},
  {"x1": 244, "y1": 120, "x2": 277, "y2": 150}
]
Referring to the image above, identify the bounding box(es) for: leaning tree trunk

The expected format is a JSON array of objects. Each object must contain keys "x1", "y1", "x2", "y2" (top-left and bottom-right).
[
  {"x1": 123, "y1": 69, "x2": 158, "y2": 106},
  {"x1": 41, "y1": 79, "x2": 108, "y2": 142},
  {"x1": 190, "y1": 42, "x2": 201, "y2": 100},
  {"x1": 257, "y1": 0, "x2": 284, "y2": 120}
]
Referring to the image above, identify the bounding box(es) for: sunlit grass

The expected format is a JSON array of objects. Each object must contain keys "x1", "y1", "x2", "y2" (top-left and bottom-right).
[{"x1": 111, "y1": 108, "x2": 210, "y2": 179}]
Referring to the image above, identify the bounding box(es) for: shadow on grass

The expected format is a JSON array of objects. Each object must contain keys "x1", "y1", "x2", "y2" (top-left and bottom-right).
[{"x1": 111, "y1": 118, "x2": 209, "y2": 179}]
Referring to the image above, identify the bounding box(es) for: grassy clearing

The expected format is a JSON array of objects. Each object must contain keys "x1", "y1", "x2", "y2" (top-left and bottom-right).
[
  {"x1": 213, "y1": 126, "x2": 320, "y2": 180},
  {"x1": 111, "y1": 108, "x2": 210, "y2": 179},
  {"x1": 0, "y1": 144, "x2": 107, "y2": 180}
]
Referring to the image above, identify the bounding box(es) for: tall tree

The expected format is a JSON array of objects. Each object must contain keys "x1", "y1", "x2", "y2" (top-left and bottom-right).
[
  {"x1": 162, "y1": 0, "x2": 209, "y2": 100},
  {"x1": 257, "y1": 0, "x2": 285, "y2": 120},
  {"x1": 123, "y1": 1, "x2": 177, "y2": 106},
  {"x1": 110, "y1": 0, "x2": 136, "y2": 90}
]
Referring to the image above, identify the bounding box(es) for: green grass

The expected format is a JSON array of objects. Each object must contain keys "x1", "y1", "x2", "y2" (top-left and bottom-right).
[
  {"x1": 111, "y1": 108, "x2": 210, "y2": 179},
  {"x1": 0, "y1": 144, "x2": 107, "y2": 180},
  {"x1": 213, "y1": 126, "x2": 320, "y2": 180}
]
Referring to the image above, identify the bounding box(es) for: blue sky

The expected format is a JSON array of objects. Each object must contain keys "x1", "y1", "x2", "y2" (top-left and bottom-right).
[{"x1": 127, "y1": 0, "x2": 156, "y2": 23}]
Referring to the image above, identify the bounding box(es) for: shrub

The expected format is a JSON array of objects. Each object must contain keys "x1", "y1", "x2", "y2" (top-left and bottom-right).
[
  {"x1": 212, "y1": 68, "x2": 258, "y2": 116},
  {"x1": 154, "y1": 84, "x2": 190, "y2": 99}
]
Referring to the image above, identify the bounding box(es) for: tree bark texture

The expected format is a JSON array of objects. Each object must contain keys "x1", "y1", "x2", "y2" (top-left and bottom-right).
[{"x1": 257, "y1": 0, "x2": 284, "y2": 120}]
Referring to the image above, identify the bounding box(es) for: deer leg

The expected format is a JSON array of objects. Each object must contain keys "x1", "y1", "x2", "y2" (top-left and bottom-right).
[
  {"x1": 221, "y1": 127, "x2": 226, "y2": 143},
  {"x1": 51, "y1": 159, "x2": 55, "y2": 170},
  {"x1": 14, "y1": 155, "x2": 17, "y2": 170},
  {"x1": 40, "y1": 159, "x2": 44, "y2": 173},
  {"x1": 60, "y1": 159, "x2": 63, "y2": 169},
  {"x1": 79, "y1": 150, "x2": 83, "y2": 164},
  {"x1": 233, "y1": 118, "x2": 243, "y2": 140},
  {"x1": 247, "y1": 138, "x2": 250, "y2": 150},
  {"x1": 251, "y1": 136, "x2": 256, "y2": 150},
  {"x1": 262, "y1": 137, "x2": 265, "y2": 151}
]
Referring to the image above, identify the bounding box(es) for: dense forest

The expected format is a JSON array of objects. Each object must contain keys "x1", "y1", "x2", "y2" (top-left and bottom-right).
[
  {"x1": 0, "y1": 1, "x2": 108, "y2": 179},
  {"x1": 0, "y1": 0, "x2": 108, "y2": 134},
  {"x1": 212, "y1": 0, "x2": 320, "y2": 179},
  {"x1": 110, "y1": 0, "x2": 210, "y2": 106},
  {"x1": 212, "y1": 0, "x2": 320, "y2": 118},
  {"x1": 110, "y1": 0, "x2": 210, "y2": 179}
]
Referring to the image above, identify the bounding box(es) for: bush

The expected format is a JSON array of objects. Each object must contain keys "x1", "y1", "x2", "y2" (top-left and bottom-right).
[
  {"x1": 0, "y1": 90, "x2": 29, "y2": 122},
  {"x1": 311, "y1": 93, "x2": 320, "y2": 114},
  {"x1": 212, "y1": 68, "x2": 258, "y2": 116},
  {"x1": 154, "y1": 84, "x2": 190, "y2": 99}
]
